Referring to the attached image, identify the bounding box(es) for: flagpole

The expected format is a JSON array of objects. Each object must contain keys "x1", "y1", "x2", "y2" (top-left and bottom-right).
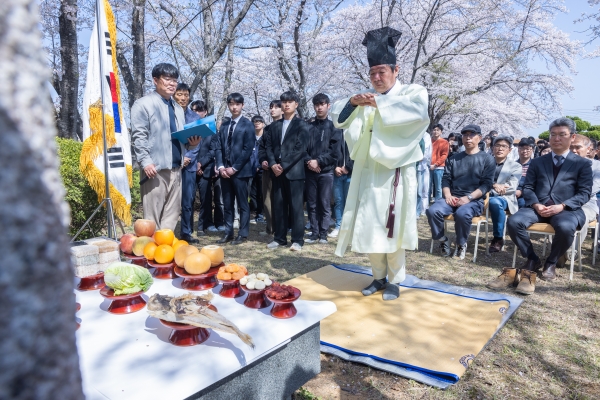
[
  {"x1": 70, "y1": 0, "x2": 119, "y2": 242},
  {"x1": 96, "y1": 0, "x2": 115, "y2": 239}
]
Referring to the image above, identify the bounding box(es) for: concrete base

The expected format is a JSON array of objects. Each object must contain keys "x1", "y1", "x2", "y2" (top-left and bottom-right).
[{"x1": 186, "y1": 323, "x2": 321, "y2": 400}]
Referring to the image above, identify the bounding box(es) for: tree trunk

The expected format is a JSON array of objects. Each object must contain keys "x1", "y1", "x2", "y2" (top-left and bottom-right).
[
  {"x1": 0, "y1": 0, "x2": 83, "y2": 399},
  {"x1": 131, "y1": 0, "x2": 146, "y2": 106},
  {"x1": 57, "y1": 0, "x2": 80, "y2": 140},
  {"x1": 117, "y1": 0, "x2": 146, "y2": 109}
]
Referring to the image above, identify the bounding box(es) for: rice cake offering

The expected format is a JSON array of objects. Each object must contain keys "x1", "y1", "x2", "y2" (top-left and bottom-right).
[{"x1": 240, "y1": 273, "x2": 272, "y2": 289}]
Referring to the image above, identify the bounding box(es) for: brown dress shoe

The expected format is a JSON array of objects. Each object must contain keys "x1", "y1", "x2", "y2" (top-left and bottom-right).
[
  {"x1": 521, "y1": 258, "x2": 542, "y2": 272},
  {"x1": 556, "y1": 253, "x2": 567, "y2": 269},
  {"x1": 488, "y1": 238, "x2": 504, "y2": 253},
  {"x1": 515, "y1": 269, "x2": 536, "y2": 295},
  {"x1": 486, "y1": 267, "x2": 520, "y2": 290},
  {"x1": 540, "y1": 262, "x2": 557, "y2": 281}
]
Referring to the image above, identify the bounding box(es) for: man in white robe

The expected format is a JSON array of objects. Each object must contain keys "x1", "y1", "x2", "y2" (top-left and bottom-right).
[{"x1": 331, "y1": 27, "x2": 430, "y2": 300}]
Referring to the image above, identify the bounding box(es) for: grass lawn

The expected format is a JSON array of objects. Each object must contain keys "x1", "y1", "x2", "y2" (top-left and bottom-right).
[{"x1": 146, "y1": 214, "x2": 600, "y2": 399}]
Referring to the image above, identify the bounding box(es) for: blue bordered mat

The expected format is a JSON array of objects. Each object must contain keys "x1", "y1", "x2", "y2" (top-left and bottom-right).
[{"x1": 317, "y1": 263, "x2": 523, "y2": 389}]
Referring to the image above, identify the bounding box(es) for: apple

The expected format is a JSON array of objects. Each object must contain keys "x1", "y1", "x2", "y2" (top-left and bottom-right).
[
  {"x1": 134, "y1": 219, "x2": 156, "y2": 237},
  {"x1": 119, "y1": 233, "x2": 137, "y2": 254}
]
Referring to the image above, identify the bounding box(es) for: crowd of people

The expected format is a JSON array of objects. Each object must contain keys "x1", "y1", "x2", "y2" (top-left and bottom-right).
[
  {"x1": 131, "y1": 61, "x2": 599, "y2": 297},
  {"x1": 131, "y1": 63, "x2": 350, "y2": 252},
  {"x1": 421, "y1": 119, "x2": 599, "y2": 295}
]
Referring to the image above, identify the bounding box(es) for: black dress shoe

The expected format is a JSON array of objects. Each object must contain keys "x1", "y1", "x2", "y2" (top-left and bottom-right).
[
  {"x1": 196, "y1": 230, "x2": 206, "y2": 237},
  {"x1": 540, "y1": 262, "x2": 557, "y2": 281},
  {"x1": 521, "y1": 258, "x2": 542, "y2": 272},
  {"x1": 231, "y1": 235, "x2": 248, "y2": 245},
  {"x1": 216, "y1": 235, "x2": 233, "y2": 244},
  {"x1": 180, "y1": 235, "x2": 199, "y2": 244}
]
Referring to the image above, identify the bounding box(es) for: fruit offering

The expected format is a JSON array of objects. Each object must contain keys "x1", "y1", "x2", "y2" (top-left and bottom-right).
[
  {"x1": 184, "y1": 253, "x2": 212, "y2": 275},
  {"x1": 217, "y1": 264, "x2": 248, "y2": 280},
  {"x1": 200, "y1": 245, "x2": 225, "y2": 267},
  {"x1": 265, "y1": 282, "x2": 297, "y2": 300},
  {"x1": 175, "y1": 245, "x2": 199, "y2": 267},
  {"x1": 240, "y1": 273, "x2": 273, "y2": 290}
]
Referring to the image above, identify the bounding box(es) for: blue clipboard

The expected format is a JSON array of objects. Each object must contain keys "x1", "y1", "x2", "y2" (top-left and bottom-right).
[{"x1": 171, "y1": 114, "x2": 217, "y2": 143}]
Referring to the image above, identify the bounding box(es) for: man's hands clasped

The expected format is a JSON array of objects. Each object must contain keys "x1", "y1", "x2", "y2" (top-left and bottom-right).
[{"x1": 350, "y1": 93, "x2": 378, "y2": 108}]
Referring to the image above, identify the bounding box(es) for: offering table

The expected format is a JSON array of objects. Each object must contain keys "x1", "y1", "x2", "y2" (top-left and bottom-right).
[{"x1": 75, "y1": 277, "x2": 335, "y2": 399}]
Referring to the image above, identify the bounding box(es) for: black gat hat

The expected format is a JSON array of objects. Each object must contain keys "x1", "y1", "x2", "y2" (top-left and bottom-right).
[{"x1": 362, "y1": 27, "x2": 402, "y2": 67}]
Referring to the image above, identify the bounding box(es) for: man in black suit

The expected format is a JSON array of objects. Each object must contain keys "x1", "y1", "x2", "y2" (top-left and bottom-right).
[
  {"x1": 488, "y1": 118, "x2": 593, "y2": 295},
  {"x1": 213, "y1": 93, "x2": 255, "y2": 245},
  {"x1": 195, "y1": 134, "x2": 223, "y2": 235},
  {"x1": 265, "y1": 91, "x2": 309, "y2": 251}
]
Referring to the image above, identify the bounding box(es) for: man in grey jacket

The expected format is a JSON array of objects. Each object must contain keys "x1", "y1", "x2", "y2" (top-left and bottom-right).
[
  {"x1": 131, "y1": 63, "x2": 200, "y2": 231},
  {"x1": 487, "y1": 135, "x2": 522, "y2": 253}
]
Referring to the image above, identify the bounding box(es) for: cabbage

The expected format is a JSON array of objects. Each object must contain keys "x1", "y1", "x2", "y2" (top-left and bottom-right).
[{"x1": 104, "y1": 262, "x2": 153, "y2": 295}]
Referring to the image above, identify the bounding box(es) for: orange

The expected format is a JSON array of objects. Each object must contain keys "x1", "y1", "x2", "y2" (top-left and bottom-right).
[
  {"x1": 173, "y1": 240, "x2": 188, "y2": 252},
  {"x1": 154, "y1": 229, "x2": 175, "y2": 246},
  {"x1": 143, "y1": 242, "x2": 158, "y2": 261},
  {"x1": 172, "y1": 237, "x2": 179, "y2": 246},
  {"x1": 154, "y1": 244, "x2": 175, "y2": 264}
]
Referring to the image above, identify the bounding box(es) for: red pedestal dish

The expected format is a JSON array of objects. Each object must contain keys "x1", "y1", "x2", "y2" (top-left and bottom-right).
[
  {"x1": 217, "y1": 278, "x2": 245, "y2": 298},
  {"x1": 174, "y1": 265, "x2": 220, "y2": 291},
  {"x1": 147, "y1": 260, "x2": 176, "y2": 279},
  {"x1": 75, "y1": 302, "x2": 81, "y2": 330},
  {"x1": 159, "y1": 305, "x2": 217, "y2": 346},
  {"x1": 241, "y1": 286, "x2": 271, "y2": 309},
  {"x1": 77, "y1": 272, "x2": 105, "y2": 291},
  {"x1": 99, "y1": 287, "x2": 146, "y2": 314},
  {"x1": 268, "y1": 287, "x2": 301, "y2": 319},
  {"x1": 121, "y1": 253, "x2": 147, "y2": 267}
]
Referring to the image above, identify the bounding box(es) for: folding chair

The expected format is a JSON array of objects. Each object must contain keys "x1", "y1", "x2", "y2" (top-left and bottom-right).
[
  {"x1": 429, "y1": 195, "x2": 489, "y2": 262},
  {"x1": 588, "y1": 220, "x2": 598, "y2": 266},
  {"x1": 511, "y1": 223, "x2": 583, "y2": 281}
]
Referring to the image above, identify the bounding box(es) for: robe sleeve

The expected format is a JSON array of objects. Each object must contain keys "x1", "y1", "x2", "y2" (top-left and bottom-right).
[{"x1": 369, "y1": 84, "x2": 430, "y2": 169}]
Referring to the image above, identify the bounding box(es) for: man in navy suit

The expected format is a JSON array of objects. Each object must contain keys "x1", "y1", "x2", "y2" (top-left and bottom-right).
[
  {"x1": 265, "y1": 91, "x2": 309, "y2": 251},
  {"x1": 488, "y1": 118, "x2": 592, "y2": 295},
  {"x1": 213, "y1": 93, "x2": 255, "y2": 245}
]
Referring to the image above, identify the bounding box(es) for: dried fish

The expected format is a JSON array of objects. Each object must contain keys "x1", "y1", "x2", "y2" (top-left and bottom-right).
[{"x1": 148, "y1": 293, "x2": 254, "y2": 348}]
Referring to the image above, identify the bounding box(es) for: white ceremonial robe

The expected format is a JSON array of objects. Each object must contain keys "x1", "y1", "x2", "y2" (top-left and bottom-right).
[{"x1": 331, "y1": 81, "x2": 430, "y2": 259}]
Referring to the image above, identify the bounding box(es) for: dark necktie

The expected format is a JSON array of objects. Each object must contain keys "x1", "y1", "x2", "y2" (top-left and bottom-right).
[
  {"x1": 225, "y1": 120, "x2": 236, "y2": 166},
  {"x1": 227, "y1": 120, "x2": 236, "y2": 151},
  {"x1": 554, "y1": 154, "x2": 564, "y2": 167}
]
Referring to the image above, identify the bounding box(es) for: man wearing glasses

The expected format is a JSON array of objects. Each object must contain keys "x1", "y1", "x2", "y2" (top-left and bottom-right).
[
  {"x1": 490, "y1": 118, "x2": 592, "y2": 295},
  {"x1": 486, "y1": 136, "x2": 522, "y2": 254},
  {"x1": 426, "y1": 124, "x2": 495, "y2": 260},
  {"x1": 515, "y1": 138, "x2": 535, "y2": 209},
  {"x1": 131, "y1": 63, "x2": 200, "y2": 230}
]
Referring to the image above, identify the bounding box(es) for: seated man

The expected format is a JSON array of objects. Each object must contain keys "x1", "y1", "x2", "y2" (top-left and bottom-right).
[
  {"x1": 557, "y1": 134, "x2": 600, "y2": 266},
  {"x1": 488, "y1": 118, "x2": 592, "y2": 295},
  {"x1": 514, "y1": 138, "x2": 535, "y2": 209},
  {"x1": 426, "y1": 124, "x2": 495, "y2": 260},
  {"x1": 488, "y1": 136, "x2": 521, "y2": 253}
]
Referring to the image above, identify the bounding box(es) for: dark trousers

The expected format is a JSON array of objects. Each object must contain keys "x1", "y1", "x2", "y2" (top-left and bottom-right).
[
  {"x1": 197, "y1": 176, "x2": 223, "y2": 231},
  {"x1": 272, "y1": 175, "x2": 305, "y2": 245},
  {"x1": 305, "y1": 171, "x2": 334, "y2": 238},
  {"x1": 507, "y1": 207, "x2": 582, "y2": 265},
  {"x1": 249, "y1": 172, "x2": 264, "y2": 217},
  {"x1": 262, "y1": 171, "x2": 273, "y2": 234},
  {"x1": 180, "y1": 171, "x2": 197, "y2": 236},
  {"x1": 426, "y1": 198, "x2": 484, "y2": 246},
  {"x1": 221, "y1": 176, "x2": 250, "y2": 237}
]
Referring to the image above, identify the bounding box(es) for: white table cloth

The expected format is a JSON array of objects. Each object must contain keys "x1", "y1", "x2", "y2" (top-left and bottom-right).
[{"x1": 75, "y1": 277, "x2": 336, "y2": 399}]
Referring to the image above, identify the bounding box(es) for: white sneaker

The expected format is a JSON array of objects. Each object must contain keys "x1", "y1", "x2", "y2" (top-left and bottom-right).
[
  {"x1": 318, "y1": 239, "x2": 328, "y2": 244},
  {"x1": 233, "y1": 219, "x2": 239, "y2": 229},
  {"x1": 290, "y1": 243, "x2": 302, "y2": 251},
  {"x1": 453, "y1": 244, "x2": 467, "y2": 260},
  {"x1": 267, "y1": 241, "x2": 280, "y2": 249},
  {"x1": 328, "y1": 229, "x2": 339, "y2": 238},
  {"x1": 207, "y1": 226, "x2": 219, "y2": 233}
]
